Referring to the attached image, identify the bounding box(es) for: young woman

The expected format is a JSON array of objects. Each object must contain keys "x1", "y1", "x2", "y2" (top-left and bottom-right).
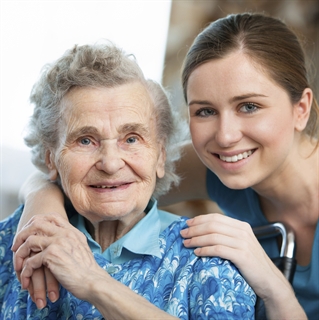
[{"x1": 13, "y1": 13, "x2": 318, "y2": 319}]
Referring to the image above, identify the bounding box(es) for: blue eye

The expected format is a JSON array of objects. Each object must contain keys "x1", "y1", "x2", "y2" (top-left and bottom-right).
[
  {"x1": 240, "y1": 103, "x2": 259, "y2": 113},
  {"x1": 126, "y1": 136, "x2": 138, "y2": 144},
  {"x1": 80, "y1": 138, "x2": 91, "y2": 145},
  {"x1": 195, "y1": 108, "x2": 216, "y2": 117}
]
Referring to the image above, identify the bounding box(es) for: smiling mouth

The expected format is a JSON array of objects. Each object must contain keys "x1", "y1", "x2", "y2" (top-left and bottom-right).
[
  {"x1": 218, "y1": 150, "x2": 255, "y2": 163},
  {"x1": 93, "y1": 185, "x2": 118, "y2": 189},
  {"x1": 91, "y1": 183, "x2": 130, "y2": 189}
]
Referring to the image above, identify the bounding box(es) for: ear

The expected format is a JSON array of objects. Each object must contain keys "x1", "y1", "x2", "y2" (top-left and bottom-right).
[
  {"x1": 294, "y1": 88, "x2": 313, "y2": 132},
  {"x1": 156, "y1": 145, "x2": 166, "y2": 179},
  {"x1": 45, "y1": 150, "x2": 58, "y2": 181}
]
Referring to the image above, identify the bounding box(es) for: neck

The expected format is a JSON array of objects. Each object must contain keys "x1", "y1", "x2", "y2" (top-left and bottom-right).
[
  {"x1": 256, "y1": 139, "x2": 319, "y2": 227},
  {"x1": 256, "y1": 140, "x2": 318, "y2": 266},
  {"x1": 85, "y1": 211, "x2": 146, "y2": 251}
]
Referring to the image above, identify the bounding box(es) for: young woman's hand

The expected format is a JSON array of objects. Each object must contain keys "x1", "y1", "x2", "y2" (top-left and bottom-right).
[
  {"x1": 180, "y1": 213, "x2": 307, "y2": 319},
  {"x1": 181, "y1": 214, "x2": 276, "y2": 295}
]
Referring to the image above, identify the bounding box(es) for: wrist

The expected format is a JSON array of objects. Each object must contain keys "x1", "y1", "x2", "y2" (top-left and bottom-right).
[{"x1": 261, "y1": 271, "x2": 306, "y2": 320}]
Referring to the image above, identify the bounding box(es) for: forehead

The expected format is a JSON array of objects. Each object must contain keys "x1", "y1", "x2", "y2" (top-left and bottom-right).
[
  {"x1": 63, "y1": 81, "x2": 152, "y2": 111},
  {"x1": 60, "y1": 82, "x2": 155, "y2": 130},
  {"x1": 187, "y1": 52, "x2": 277, "y2": 98}
]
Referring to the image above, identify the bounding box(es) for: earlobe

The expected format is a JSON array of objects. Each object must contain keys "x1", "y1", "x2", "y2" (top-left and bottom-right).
[
  {"x1": 294, "y1": 88, "x2": 313, "y2": 132},
  {"x1": 45, "y1": 150, "x2": 58, "y2": 181}
]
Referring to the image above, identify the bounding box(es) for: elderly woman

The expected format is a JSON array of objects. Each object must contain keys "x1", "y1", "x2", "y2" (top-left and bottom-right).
[{"x1": 1, "y1": 43, "x2": 255, "y2": 319}]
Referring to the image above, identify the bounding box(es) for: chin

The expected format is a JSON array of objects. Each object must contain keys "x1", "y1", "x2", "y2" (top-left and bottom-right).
[{"x1": 218, "y1": 176, "x2": 252, "y2": 190}]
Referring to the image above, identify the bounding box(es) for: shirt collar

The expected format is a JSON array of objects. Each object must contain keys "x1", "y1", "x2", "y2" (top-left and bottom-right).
[{"x1": 70, "y1": 198, "x2": 162, "y2": 263}]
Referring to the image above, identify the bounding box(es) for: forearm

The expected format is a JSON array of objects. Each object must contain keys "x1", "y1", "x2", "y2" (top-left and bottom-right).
[
  {"x1": 77, "y1": 267, "x2": 177, "y2": 320},
  {"x1": 18, "y1": 171, "x2": 67, "y2": 232},
  {"x1": 263, "y1": 271, "x2": 307, "y2": 320}
]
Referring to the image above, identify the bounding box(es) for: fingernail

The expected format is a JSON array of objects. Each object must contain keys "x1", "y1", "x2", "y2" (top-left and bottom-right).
[
  {"x1": 180, "y1": 228, "x2": 188, "y2": 236},
  {"x1": 183, "y1": 239, "x2": 191, "y2": 246},
  {"x1": 48, "y1": 291, "x2": 57, "y2": 303},
  {"x1": 36, "y1": 299, "x2": 45, "y2": 309},
  {"x1": 187, "y1": 218, "x2": 194, "y2": 225}
]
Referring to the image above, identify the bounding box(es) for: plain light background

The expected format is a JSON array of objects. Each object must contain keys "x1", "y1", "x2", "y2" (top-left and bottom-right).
[{"x1": 1, "y1": 0, "x2": 172, "y2": 151}]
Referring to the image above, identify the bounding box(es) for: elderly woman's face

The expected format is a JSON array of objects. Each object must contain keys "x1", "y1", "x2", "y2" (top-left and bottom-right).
[{"x1": 47, "y1": 82, "x2": 165, "y2": 223}]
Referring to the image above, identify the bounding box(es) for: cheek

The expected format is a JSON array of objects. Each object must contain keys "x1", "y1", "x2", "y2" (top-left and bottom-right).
[
  {"x1": 251, "y1": 115, "x2": 295, "y2": 147},
  {"x1": 56, "y1": 156, "x2": 88, "y2": 192},
  {"x1": 190, "y1": 121, "x2": 213, "y2": 149},
  {"x1": 134, "y1": 150, "x2": 161, "y2": 181}
]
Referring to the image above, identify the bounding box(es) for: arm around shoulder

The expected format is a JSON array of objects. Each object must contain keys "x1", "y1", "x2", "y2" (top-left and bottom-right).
[{"x1": 17, "y1": 171, "x2": 68, "y2": 232}]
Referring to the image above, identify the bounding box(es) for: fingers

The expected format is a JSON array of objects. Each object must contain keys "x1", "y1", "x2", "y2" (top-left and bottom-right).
[
  {"x1": 180, "y1": 214, "x2": 259, "y2": 267},
  {"x1": 45, "y1": 267, "x2": 60, "y2": 303},
  {"x1": 20, "y1": 252, "x2": 44, "y2": 289},
  {"x1": 181, "y1": 214, "x2": 253, "y2": 241},
  {"x1": 14, "y1": 235, "x2": 49, "y2": 273},
  {"x1": 181, "y1": 215, "x2": 287, "y2": 298},
  {"x1": 24, "y1": 265, "x2": 59, "y2": 309},
  {"x1": 12, "y1": 213, "x2": 68, "y2": 252},
  {"x1": 14, "y1": 221, "x2": 82, "y2": 273},
  {"x1": 187, "y1": 213, "x2": 251, "y2": 231},
  {"x1": 30, "y1": 266, "x2": 60, "y2": 308},
  {"x1": 30, "y1": 265, "x2": 47, "y2": 309},
  {"x1": 194, "y1": 243, "x2": 241, "y2": 262},
  {"x1": 183, "y1": 233, "x2": 243, "y2": 250},
  {"x1": 12, "y1": 215, "x2": 93, "y2": 304}
]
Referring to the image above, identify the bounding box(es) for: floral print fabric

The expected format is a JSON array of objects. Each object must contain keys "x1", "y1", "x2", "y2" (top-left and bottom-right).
[{"x1": 0, "y1": 206, "x2": 255, "y2": 319}]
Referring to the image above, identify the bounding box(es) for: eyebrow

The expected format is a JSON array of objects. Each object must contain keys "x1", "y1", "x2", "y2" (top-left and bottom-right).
[
  {"x1": 67, "y1": 123, "x2": 150, "y2": 141},
  {"x1": 188, "y1": 99, "x2": 211, "y2": 106},
  {"x1": 188, "y1": 93, "x2": 268, "y2": 107},
  {"x1": 67, "y1": 126, "x2": 99, "y2": 142},
  {"x1": 229, "y1": 93, "x2": 268, "y2": 103},
  {"x1": 118, "y1": 123, "x2": 150, "y2": 136}
]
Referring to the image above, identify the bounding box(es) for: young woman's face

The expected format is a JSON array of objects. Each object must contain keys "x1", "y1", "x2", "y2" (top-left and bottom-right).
[{"x1": 187, "y1": 52, "x2": 302, "y2": 190}]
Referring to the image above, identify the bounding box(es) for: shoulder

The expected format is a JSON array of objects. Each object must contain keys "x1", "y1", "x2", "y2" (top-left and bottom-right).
[
  {"x1": 159, "y1": 218, "x2": 256, "y2": 317},
  {"x1": 159, "y1": 217, "x2": 244, "y2": 277},
  {"x1": 0, "y1": 207, "x2": 25, "y2": 313},
  {"x1": 0, "y1": 206, "x2": 23, "y2": 256}
]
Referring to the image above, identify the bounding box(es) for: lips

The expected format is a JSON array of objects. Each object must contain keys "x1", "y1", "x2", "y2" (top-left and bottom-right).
[
  {"x1": 93, "y1": 185, "x2": 118, "y2": 189},
  {"x1": 219, "y1": 150, "x2": 254, "y2": 163},
  {"x1": 91, "y1": 182, "x2": 131, "y2": 189}
]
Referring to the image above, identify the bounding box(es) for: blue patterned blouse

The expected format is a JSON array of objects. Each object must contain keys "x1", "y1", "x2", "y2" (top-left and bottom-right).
[{"x1": 0, "y1": 205, "x2": 255, "y2": 319}]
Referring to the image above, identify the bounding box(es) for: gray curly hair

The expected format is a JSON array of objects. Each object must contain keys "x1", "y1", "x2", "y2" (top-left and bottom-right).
[{"x1": 25, "y1": 42, "x2": 187, "y2": 198}]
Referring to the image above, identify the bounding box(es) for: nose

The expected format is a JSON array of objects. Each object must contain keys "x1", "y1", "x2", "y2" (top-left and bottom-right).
[
  {"x1": 95, "y1": 140, "x2": 125, "y2": 174},
  {"x1": 215, "y1": 114, "x2": 242, "y2": 148}
]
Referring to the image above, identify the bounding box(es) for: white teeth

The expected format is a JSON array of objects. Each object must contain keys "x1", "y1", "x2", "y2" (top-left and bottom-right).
[
  {"x1": 219, "y1": 150, "x2": 253, "y2": 163},
  {"x1": 96, "y1": 185, "x2": 116, "y2": 189}
]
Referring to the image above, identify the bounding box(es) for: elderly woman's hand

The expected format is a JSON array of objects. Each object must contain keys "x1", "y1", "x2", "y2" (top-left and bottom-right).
[
  {"x1": 18, "y1": 256, "x2": 59, "y2": 309},
  {"x1": 12, "y1": 213, "x2": 101, "y2": 309},
  {"x1": 12, "y1": 213, "x2": 179, "y2": 319}
]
